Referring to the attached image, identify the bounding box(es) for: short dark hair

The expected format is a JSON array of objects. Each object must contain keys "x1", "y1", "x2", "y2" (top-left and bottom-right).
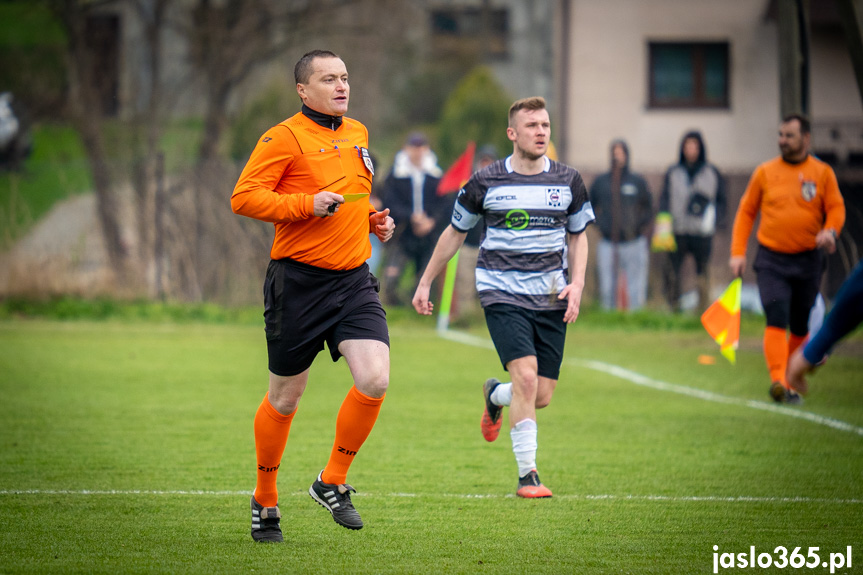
[
  {"x1": 782, "y1": 113, "x2": 811, "y2": 135},
  {"x1": 294, "y1": 50, "x2": 340, "y2": 84},
  {"x1": 508, "y1": 97, "x2": 547, "y2": 126}
]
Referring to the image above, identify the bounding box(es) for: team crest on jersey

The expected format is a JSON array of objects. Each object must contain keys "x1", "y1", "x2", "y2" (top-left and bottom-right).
[
  {"x1": 360, "y1": 147, "x2": 375, "y2": 175},
  {"x1": 546, "y1": 188, "x2": 562, "y2": 207},
  {"x1": 800, "y1": 180, "x2": 816, "y2": 201}
]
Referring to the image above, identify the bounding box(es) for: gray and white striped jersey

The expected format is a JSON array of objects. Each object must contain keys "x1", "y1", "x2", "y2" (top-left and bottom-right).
[{"x1": 451, "y1": 155, "x2": 595, "y2": 310}]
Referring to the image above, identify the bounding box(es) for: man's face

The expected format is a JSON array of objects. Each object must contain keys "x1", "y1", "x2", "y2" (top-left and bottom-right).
[
  {"x1": 778, "y1": 119, "x2": 809, "y2": 162},
  {"x1": 683, "y1": 138, "x2": 701, "y2": 164},
  {"x1": 406, "y1": 144, "x2": 428, "y2": 168},
  {"x1": 612, "y1": 144, "x2": 627, "y2": 168},
  {"x1": 507, "y1": 108, "x2": 550, "y2": 161},
  {"x1": 296, "y1": 56, "x2": 349, "y2": 116}
]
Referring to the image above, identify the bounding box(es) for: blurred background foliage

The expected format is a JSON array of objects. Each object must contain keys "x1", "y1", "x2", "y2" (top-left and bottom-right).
[
  {"x1": 437, "y1": 66, "x2": 512, "y2": 167},
  {"x1": 0, "y1": 0, "x2": 515, "y2": 304}
]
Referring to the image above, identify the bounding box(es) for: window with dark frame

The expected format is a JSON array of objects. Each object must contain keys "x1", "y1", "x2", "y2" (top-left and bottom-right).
[
  {"x1": 648, "y1": 42, "x2": 729, "y2": 109},
  {"x1": 430, "y1": 8, "x2": 509, "y2": 58}
]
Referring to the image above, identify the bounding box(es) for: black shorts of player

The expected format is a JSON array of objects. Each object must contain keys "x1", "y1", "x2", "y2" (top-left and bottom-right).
[
  {"x1": 263, "y1": 258, "x2": 389, "y2": 377},
  {"x1": 484, "y1": 303, "x2": 567, "y2": 380},
  {"x1": 753, "y1": 245, "x2": 822, "y2": 335}
]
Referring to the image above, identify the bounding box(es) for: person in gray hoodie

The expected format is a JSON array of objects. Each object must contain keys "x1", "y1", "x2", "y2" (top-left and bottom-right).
[
  {"x1": 659, "y1": 130, "x2": 726, "y2": 312},
  {"x1": 589, "y1": 139, "x2": 654, "y2": 310}
]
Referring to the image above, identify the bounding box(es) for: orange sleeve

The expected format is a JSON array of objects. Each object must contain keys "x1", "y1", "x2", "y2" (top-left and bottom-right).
[
  {"x1": 822, "y1": 167, "x2": 846, "y2": 234},
  {"x1": 231, "y1": 125, "x2": 315, "y2": 223},
  {"x1": 730, "y1": 166, "x2": 763, "y2": 257}
]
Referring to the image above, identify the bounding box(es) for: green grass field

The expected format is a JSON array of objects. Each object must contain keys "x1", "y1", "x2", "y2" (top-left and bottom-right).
[{"x1": 1, "y1": 312, "x2": 861, "y2": 574}]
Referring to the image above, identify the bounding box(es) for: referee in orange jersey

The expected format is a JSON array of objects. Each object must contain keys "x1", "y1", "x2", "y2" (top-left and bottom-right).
[
  {"x1": 231, "y1": 50, "x2": 395, "y2": 541},
  {"x1": 730, "y1": 114, "x2": 845, "y2": 404}
]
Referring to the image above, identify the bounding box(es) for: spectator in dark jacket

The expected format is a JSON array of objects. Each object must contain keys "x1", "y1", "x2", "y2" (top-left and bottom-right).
[
  {"x1": 380, "y1": 132, "x2": 448, "y2": 304},
  {"x1": 589, "y1": 139, "x2": 653, "y2": 310}
]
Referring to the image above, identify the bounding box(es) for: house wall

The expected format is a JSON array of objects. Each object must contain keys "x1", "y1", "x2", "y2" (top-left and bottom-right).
[
  {"x1": 563, "y1": 0, "x2": 863, "y2": 176},
  {"x1": 561, "y1": 0, "x2": 863, "y2": 305},
  {"x1": 489, "y1": 0, "x2": 555, "y2": 104},
  {"x1": 563, "y1": 0, "x2": 782, "y2": 175},
  {"x1": 811, "y1": 28, "x2": 863, "y2": 121}
]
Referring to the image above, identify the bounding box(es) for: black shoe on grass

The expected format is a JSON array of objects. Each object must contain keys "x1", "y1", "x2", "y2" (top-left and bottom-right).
[
  {"x1": 309, "y1": 471, "x2": 364, "y2": 530},
  {"x1": 769, "y1": 382, "x2": 785, "y2": 403},
  {"x1": 769, "y1": 382, "x2": 803, "y2": 405},
  {"x1": 250, "y1": 496, "x2": 283, "y2": 543},
  {"x1": 784, "y1": 389, "x2": 803, "y2": 405}
]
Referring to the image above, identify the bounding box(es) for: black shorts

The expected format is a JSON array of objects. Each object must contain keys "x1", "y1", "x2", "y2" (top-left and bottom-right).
[
  {"x1": 264, "y1": 258, "x2": 389, "y2": 377},
  {"x1": 484, "y1": 303, "x2": 567, "y2": 380},
  {"x1": 754, "y1": 245, "x2": 822, "y2": 334}
]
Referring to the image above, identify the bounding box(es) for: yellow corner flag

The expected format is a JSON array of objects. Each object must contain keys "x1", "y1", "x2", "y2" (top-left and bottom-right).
[{"x1": 700, "y1": 278, "x2": 741, "y2": 364}]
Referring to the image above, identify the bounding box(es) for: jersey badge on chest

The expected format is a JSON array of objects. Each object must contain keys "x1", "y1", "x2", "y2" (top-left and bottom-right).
[
  {"x1": 800, "y1": 180, "x2": 816, "y2": 202},
  {"x1": 360, "y1": 147, "x2": 375, "y2": 176},
  {"x1": 546, "y1": 188, "x2": 562, "y2": 208}
]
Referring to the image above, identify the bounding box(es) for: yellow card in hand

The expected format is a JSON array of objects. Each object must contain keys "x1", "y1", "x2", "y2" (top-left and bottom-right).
[{"x1": 343, "y1": 193, "x2": 370, "y2": 203}]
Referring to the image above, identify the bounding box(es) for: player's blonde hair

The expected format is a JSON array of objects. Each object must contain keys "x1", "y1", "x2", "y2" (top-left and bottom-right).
[{"x1": 508, "y1": 97, "x2": 547, "y2": 127}]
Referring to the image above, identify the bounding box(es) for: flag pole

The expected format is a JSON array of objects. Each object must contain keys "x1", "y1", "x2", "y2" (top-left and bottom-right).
[{"x1": 436, "y1": 250, "x2": 460, "y2": 332}]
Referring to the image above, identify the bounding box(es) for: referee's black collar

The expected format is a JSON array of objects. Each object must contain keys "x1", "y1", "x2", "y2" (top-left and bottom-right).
[
  {"x1": 302, "y1": 104, "x2": 343, "y2": 131},
  {"x1": 782, "y1": 152, "x2": 810, "y2": 165}
]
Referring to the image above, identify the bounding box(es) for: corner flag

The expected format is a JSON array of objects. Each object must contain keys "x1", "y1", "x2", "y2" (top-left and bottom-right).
[
  {"x1": 437, "y1": 142, "x2": 475, "y2": 195},
  {"x1": 700, "y1": 278, "x2": 741, "y2": 364}
]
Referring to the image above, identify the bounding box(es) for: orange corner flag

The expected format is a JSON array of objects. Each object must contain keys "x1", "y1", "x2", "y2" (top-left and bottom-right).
[
  {"x1": 437, "y1": 141, "x2": 476, "y2": 196},
  {"x1": 700, "y1": 278, "x2": 741, "y2": 365}
]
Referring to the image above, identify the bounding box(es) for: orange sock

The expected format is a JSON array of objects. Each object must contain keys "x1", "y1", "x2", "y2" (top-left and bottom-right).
[
  {"x1": 253, "y1": 393, "x2": 296, "y2": 507},
  {"x1": 788, "y1": 333, "x2": 807, "y2": 358},
  {"x1": 321, "y1": 386, "x2": 385, "y2": 485},
  {"x1": 764, "y1": 326, "x2": 789, "y2": 387}
]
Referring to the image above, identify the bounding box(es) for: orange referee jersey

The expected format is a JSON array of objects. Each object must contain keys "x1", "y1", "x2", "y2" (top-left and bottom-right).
[
  {"x1": 731, "y1": 155, "x2": 845, "y2": 257},
  {"x1": 231, "y1": 112, "x2": 376, "y2": 270}
]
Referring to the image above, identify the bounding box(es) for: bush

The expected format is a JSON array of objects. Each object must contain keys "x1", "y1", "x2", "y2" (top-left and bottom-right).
[
  {"x1": 436, "y1": 66, "x2": 512, "y2": 167},
  {"x1": 229, "y1": 82, "x2": 295, "y2": 163}
]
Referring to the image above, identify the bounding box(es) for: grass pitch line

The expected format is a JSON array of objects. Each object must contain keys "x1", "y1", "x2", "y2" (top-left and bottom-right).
[
  {"x1": 438, "y1": 329, "x2": 863, "y2": 437},
  {"x1": 2, "y1": 489, "x2": 862, "y2": 504}
]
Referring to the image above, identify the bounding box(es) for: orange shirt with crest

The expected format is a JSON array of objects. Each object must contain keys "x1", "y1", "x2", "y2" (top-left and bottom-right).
[
  {"x1": 731, "y1": 155, "x2": 845, "y2": 257},
  {"x1": 231, "y1": 112, "x2": 376, "y2": 270}
]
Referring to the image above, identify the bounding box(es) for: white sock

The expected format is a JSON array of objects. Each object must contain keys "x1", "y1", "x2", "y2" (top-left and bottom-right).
[
  {"x1": 490, "y1": 382, "x2": 512, "y2": 406},
  {"x1": 510, "y1": 418, "x2": 538, "y2": 477}
]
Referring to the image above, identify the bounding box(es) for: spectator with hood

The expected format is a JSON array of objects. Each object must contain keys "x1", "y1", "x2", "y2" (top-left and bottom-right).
[
  {"x1": 589, "y1": 139, "x2": 654, "y2": 310},
  {"x1": 659, "y1": 130, "x2": 726, "y2": 312}
]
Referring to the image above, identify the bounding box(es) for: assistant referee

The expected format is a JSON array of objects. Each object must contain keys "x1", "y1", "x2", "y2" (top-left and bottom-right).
[{"x1": 730, "y1": 114, "x2": 845, "y2": 404}]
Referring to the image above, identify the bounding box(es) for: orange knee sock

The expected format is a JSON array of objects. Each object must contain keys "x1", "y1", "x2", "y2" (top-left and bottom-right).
[
  {"x1": 322, "y1": 386, "x2": 385, "y2": 485},
  {"x1": 788, "y1": 333, "x2": 807, "y2": 358},
  {"x1": 254, "y1": 393, "x2": 296, "y2": 507},
  {"x1": 764, "y1": 326, "x2": 789, "y2": 387}
]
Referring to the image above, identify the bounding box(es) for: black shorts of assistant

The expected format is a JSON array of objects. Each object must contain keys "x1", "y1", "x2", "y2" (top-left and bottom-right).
[
  {"x1": 753, "y1": 245, "x2": 822, "y2": 335},
  {"x1": 484, "y1": 303, "x2": 567, "y2": 380},
  {"x1": 263, "y1": 258, "x2": 389, "y2": 377}
]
